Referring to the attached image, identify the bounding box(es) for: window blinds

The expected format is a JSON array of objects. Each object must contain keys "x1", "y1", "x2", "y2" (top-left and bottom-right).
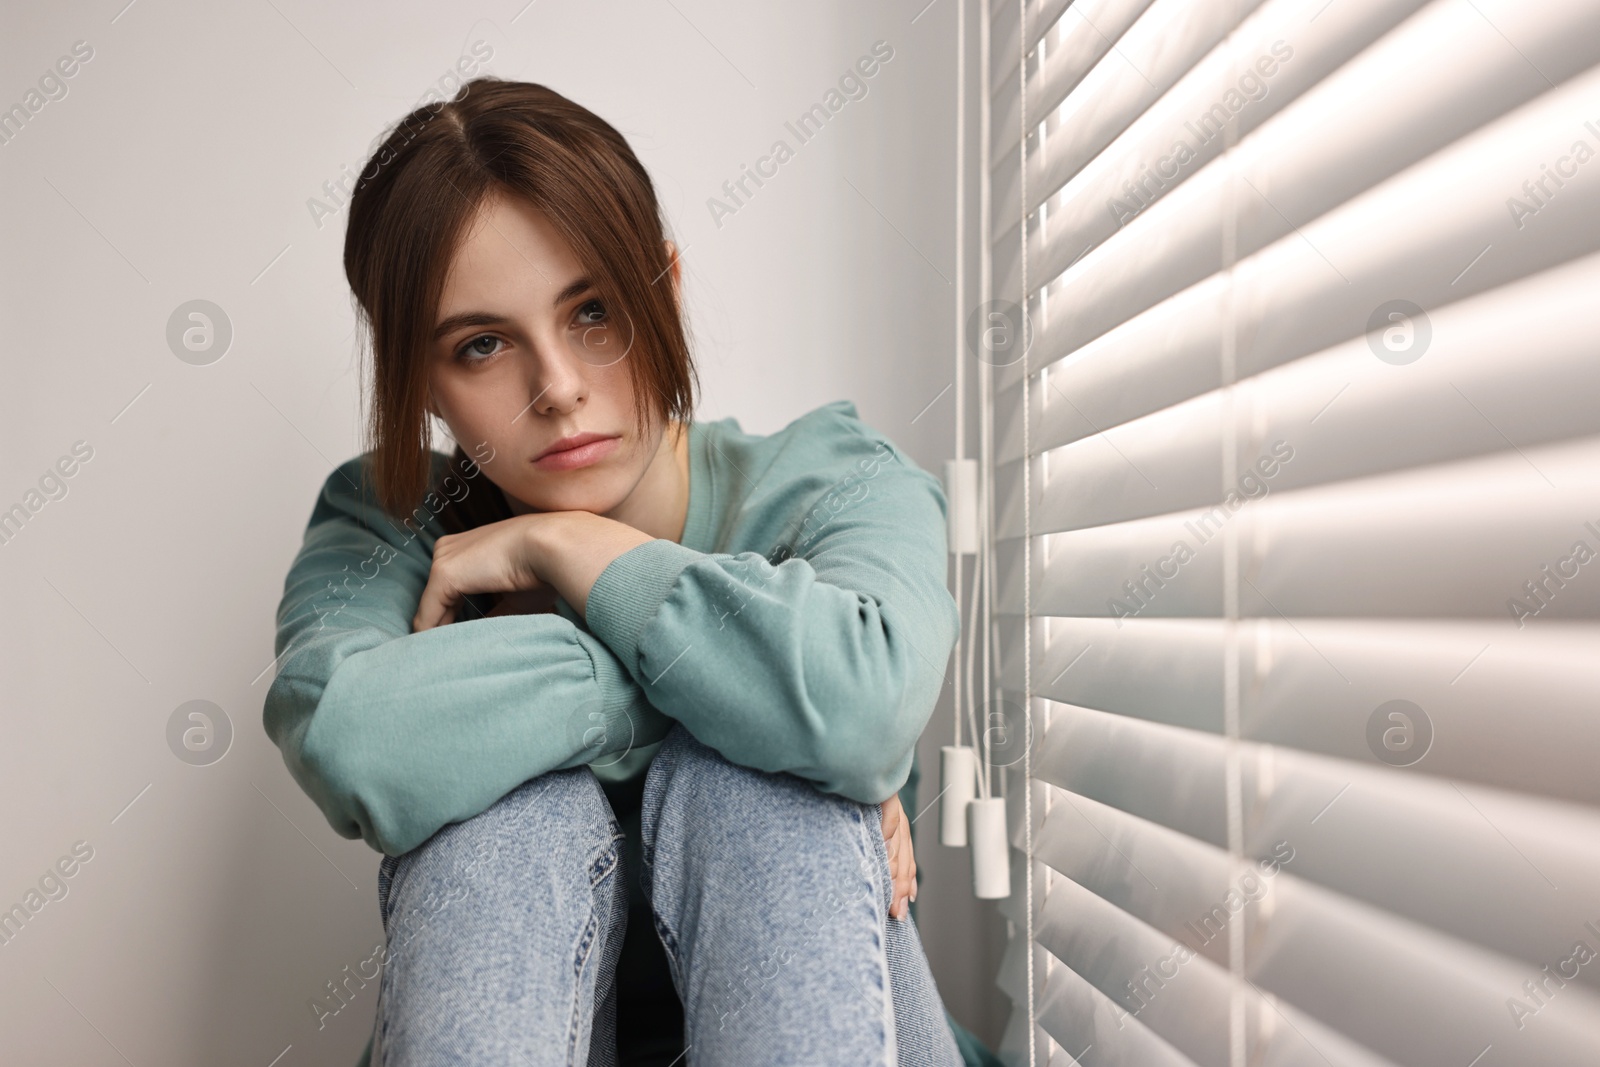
[{"x1": 980, "y1": 0, "x2": 1600, "y2": 1064}]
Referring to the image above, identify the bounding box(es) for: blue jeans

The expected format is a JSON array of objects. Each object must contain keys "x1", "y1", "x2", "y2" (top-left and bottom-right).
[{"x1": 371, "y1": 722, "x2": 964, "y2": 1066}]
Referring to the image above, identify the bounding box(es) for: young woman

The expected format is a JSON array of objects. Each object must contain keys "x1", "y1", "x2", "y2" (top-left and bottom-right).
[{"x1": 264, "y1": 77, "x2": 967, "y2": 1065}]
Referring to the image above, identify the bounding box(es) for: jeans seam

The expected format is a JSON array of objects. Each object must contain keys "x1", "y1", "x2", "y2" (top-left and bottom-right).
[
  {"x1": 373, "y1": 919, "x2": 393, "y2": 1065},
  {"x1": 569, "y1": 833, "x2": 624, "y2": 1066},
  {"x1": 378, "y1": 853, "x2": 400, "y2": 928},
  {"x1": 590, "y1": 831, "x2": 623, "y2": 886},
  {"x1": 854, "y1": 802, "x2": 897, "y2": 1065},
  {"x1": 652, "y1": 911, "x2": 681, "y2": 965},
  {"x1": 569, "y1": 907, "x2": 600, "y2": 1066}
]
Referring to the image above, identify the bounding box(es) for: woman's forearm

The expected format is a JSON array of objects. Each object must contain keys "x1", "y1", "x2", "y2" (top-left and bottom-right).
[
  {"x1": 414, "y1": 418, "x2": 958, "y2": 807},
  {"x1": 524, "y1": 511, "x2": 654, "y2": 622},
  {"x1": 264, "y1": 458, "x2": 675, "y2": 856},
  {"x1": 569, "y1": 435, "x2": 959, "y2": 807}
]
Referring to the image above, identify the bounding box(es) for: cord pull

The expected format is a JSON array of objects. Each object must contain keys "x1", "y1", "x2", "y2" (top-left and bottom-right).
[
  {"x1": 940, "y1": 745, "x2": 979, "y2": 846},
  {"x1": 942, "y1": 458, "x2": 980, "y2": 555},
  {"x1": 969, "y1": 795, "x2": 1011, "y2": 899}
]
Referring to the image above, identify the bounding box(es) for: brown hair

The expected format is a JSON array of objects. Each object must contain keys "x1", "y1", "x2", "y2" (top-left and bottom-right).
[{"x1": 342, "y1": 76, "x2": 698, "y2": 522}]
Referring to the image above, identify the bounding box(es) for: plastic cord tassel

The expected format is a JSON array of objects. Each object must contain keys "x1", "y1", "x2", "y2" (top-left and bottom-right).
[
  {"x1": 940, "y1": 745, "x2": 978, "y2": 847},
  {"x1": 943, "y1": 458, "x2": 980, "y2": 556},
  {"x1": 968, "y1": 795, "x2": 1011, "y2": 899}
]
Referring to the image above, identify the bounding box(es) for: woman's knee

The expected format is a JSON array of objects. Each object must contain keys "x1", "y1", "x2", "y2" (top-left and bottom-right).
[
  {"x1": 636, "y1": 728, "x2": 912, "y2": 1056},
  {"x1": 644, "y1": 723, "x2": 878, "y2": 823},
  {"x1": 638, "y1": 724, "x2": 888, "y2": 900},
  {"x1": 642, "y1": 725, "x2": 797, "y2": 848},
  {"x1": 372, "y1": 768, "x2": 635, "y2": 1062},
  {"x1": 379, "y1": 766, "x2": 620, "y2": 929}
]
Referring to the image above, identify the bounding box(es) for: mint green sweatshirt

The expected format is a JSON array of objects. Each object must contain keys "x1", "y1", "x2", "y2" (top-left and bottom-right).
[{"x1": 263, "y1": 399, "x2": 960, "y2": 860}]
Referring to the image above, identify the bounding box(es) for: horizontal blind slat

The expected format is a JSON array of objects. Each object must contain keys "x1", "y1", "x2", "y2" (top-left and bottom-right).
[
  {"x1": 1023, "y1": 617, "x2": 1600, "y2": 808},
  {"x1": 1034, "y1": 700, "x2": 1228, "y2": 847},
  {"x1": 1032, "y1": 617, "x2": 1226, "y2": 734},
  {"x1": 995, "y1": 435, "x2": 1600, "y2": 621}
]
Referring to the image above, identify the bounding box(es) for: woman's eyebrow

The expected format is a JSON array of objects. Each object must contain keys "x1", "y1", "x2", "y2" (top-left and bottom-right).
[
  {"x1": 432, "y1": 278, "x2": 595, "y2": 341},
  {"x1": 433, "y1": 311, "x2": 505, "y2": 341},
  {"x1": 552, "y1": 277, "x2": 593, "y2": 306}
]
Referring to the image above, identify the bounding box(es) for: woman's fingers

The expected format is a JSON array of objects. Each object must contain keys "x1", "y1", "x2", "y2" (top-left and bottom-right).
[
  {"x1": 413, "y1": 568, "x2": 465, "y2": 632},
  {"x1": 879, "y1": 800, "x2": 901, "y2": 919},
  {"x1": 880, "y1": 795, "x2": 914, "y2": 921},
  {"x1": 879, "y1": 801, "x2": 899, "y2": 916},
  {"x1": 896, "y1": 817, "x2": 915, "y2": 920},
  {"x1": 413, "y1": 519, "x2": 549, "y2": 632},
  {"x1": 908, "y1": 835, "x2": 918, "y2": 904}
]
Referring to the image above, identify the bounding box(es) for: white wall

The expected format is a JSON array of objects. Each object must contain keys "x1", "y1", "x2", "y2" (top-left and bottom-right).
[{"x1": 0, "y1": 1, "x2": 1006, "y2": 1061}]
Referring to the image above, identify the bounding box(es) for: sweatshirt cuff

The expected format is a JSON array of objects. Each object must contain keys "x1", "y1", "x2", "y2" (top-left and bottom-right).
[{"x1": 585, "y1": 538, "x2": 702, "y2": 676}]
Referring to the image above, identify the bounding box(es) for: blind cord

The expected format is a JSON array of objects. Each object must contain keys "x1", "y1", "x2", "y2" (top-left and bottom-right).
[
  {"x1": 951, "y1": 0, "x2": 965, "y2": 753},
  {"x1": 977, "y1": 0, "x2": 995, "y2": 808},
  {"x1": 1018, "y1": 0, "x2": 1037, "y2": 1062},
  {"x1": 1221, "y1": 12, "x2": 1246, "y2": 1063},
  {"x1": 965, "y1": 548, "x2": 985, "y2": 786}
]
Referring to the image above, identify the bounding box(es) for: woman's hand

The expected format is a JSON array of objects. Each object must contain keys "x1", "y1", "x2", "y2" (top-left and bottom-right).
[
  {"x1": 413, "y1": 517, "x2": 552, "y2": 632},
  {"x1": 417, "y1": 510, "x2": 653, "y2": 631},
  {"x1": 881, "y1": 793, "x2": 918, "y2": 922}
]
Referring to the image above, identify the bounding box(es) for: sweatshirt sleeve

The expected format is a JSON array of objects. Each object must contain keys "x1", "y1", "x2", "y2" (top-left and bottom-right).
[
  {"x1": 262, "y1": 456, "x2": 673, "y2": 857},
  {"x1": 582, "y1": 415, "x2": 961, "y2": 805}
]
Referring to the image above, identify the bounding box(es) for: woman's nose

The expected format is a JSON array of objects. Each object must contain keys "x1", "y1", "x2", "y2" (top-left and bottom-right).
[{"x1": 523, "y1": 338, "x2": 589, "y2": 415}]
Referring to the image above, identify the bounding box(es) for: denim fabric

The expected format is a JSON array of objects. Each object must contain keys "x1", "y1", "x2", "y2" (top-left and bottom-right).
[{"x1": 371, "y1": 723, "x2": 964, "y2": 1066}]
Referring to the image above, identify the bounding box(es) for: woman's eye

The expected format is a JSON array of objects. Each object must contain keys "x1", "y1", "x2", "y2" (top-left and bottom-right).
[
  {"x1": 575, "y1": 299, "x2": 608, "y2": 326},
  {"x1": 456, "y1": 335, "x2": 503, "y2": 363}
]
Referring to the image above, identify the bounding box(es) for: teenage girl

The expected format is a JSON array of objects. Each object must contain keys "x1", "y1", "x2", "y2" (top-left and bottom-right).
[{"x1": 265, "y1": 77, "x2": 965, "y2": 1066}]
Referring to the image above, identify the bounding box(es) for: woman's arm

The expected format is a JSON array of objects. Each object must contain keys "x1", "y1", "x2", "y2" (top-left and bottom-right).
[
  {"x1": 481, "y1": 581, "x2": 922, "y2": 922},
  {"x1": 538, "y1": 417, "x2": 961, "y2": 808},
  {"x1": 262, "y1": 455, "x2": 673, "y2": 857}
]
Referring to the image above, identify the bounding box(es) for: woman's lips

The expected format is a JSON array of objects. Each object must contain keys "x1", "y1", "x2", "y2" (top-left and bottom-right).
[{"x1": 532, "y1": 435, "x2": 620, "y2": 471}]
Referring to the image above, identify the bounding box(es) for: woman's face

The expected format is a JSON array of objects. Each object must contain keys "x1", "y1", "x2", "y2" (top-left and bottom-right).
[{"x1": 426, "y1": 188, "x2": 677, "y2": 515}]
